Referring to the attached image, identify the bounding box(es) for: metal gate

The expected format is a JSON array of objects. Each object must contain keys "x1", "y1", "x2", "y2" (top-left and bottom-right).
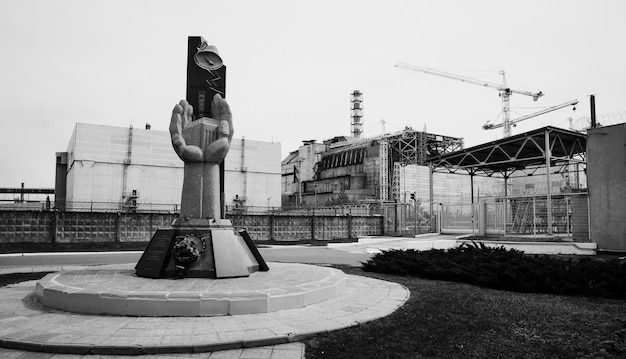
[
  {"x1": 439, "y1": 193, "x2": 589, "y2": 241},
  {"x1": 382, "y1": 202, "x2": 435, "y2": 236}
]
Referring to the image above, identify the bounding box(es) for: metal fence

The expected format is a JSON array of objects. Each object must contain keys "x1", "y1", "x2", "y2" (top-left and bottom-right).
[
  {"x1": 380, "y1": 202, "x2": 435, "y2": 236},
  {"x1": 439, "y1": 202, "x2": 476, "y2": 234},
  {"x1": 0, "y1": 201, "x2": 180, "y2": 213},
  {"x1": 438, "y1": 192, "x2": 590, "y2": 241}
]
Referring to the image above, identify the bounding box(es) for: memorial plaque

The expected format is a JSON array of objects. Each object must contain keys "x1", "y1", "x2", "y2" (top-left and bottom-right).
[{"x1": 135, "y1": 229, "x2": 176, "y2": 278}]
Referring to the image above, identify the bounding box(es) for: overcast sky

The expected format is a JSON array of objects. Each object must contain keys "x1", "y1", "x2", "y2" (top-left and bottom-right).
[{"x1": 1, "y1": 0, "x2": 625, "y2": 188}]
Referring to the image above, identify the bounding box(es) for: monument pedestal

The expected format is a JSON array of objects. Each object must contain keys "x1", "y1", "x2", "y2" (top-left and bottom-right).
[{"x1": 135, "y1": 219, "x2": 268, "y2": 279}]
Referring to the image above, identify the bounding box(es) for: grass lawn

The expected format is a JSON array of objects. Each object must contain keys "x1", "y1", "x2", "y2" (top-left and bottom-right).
[
  {"x1": 305, "y1": 266, "x2": 626, "y2": 359},
  {"x1": 2, "y1": 267, "x2": 625, "y2": 358}
]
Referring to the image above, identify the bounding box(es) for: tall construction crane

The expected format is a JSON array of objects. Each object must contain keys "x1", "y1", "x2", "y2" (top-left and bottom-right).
[
  {"x1": 395, "y1": 61, "x2": 544, "y2": 137},
  {"x1": 483, "y1": 99, "x2": 579, "y2": 130}
]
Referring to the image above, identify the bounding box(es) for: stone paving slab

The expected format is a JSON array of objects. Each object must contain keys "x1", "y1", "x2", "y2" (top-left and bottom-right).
[
  {"x1": 0, "y1": 265, "x2": 409, "y2": 356},
  {"x1": 0, "y1": 341, "x2": 305, "y2": 358}
]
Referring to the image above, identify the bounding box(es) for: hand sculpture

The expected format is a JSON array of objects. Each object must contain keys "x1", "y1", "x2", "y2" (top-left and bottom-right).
[
  {"x1": 169, "y1": 94, "x2": 234, "y2": 220},
  {"x1": 169, "y1": 94, "x2": 233, "y2": 163}
]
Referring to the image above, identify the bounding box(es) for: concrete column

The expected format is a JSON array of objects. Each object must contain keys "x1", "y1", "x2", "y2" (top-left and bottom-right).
[
  {"x1": 181, "y1": 164, "x2": 203, "y2": 219},
  {"x1": 202, "y1": 163, "x2": 221, "y2": 220},
  {"x1": 180, "y1": 162, "x2": 220, "y2": 220}
]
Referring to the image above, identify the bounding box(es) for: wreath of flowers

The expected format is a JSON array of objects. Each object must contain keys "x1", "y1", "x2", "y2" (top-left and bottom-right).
[{"x1": 172, "y1": 234, "x2": 206, "y2": 266}]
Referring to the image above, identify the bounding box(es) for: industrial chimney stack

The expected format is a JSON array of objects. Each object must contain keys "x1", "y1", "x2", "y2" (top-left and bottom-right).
[{"x1": 351, "y1": 90, "x2": 363, "y2": 138}]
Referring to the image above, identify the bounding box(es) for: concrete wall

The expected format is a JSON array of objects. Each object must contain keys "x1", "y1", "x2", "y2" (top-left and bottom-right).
[
  {"x1": 587, "y1": 123, "x2": 626, "y2": 251},
  {"x1": 0, "y1": 210, "x2": 383, "y2": 244},
  {"x1": 225, "y1": 138, "x2": 281, "y2": 208},
  {"x1": 393, "y1": 164, "x2": 503, "y2": 204},
  {"x1": 229, "y1": 213, "x2": 383, "y2": 241},
  {"x1": 508, "y1": 165, "x2": 587, "y2": 196}
]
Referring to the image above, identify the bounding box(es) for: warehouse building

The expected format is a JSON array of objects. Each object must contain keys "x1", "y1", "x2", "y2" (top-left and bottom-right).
[{"x1": 56, "y1": 123, "x2": 281, "y2": 212}]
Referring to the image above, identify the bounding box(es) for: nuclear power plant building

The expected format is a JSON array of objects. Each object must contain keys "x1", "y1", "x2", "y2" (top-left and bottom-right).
[{"x1": 55, "y1": 123, "x2": 281, "y2": 212}]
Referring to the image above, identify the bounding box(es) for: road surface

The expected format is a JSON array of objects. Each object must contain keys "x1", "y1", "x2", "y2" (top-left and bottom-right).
[{"x1": 0, "y1": 245, "x2": 373, "y2": 271}]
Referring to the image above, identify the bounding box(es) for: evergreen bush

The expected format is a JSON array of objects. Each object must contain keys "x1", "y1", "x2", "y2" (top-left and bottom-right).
[{"x1": 362, "y1": 242, "x2": 626, "y2": 299}]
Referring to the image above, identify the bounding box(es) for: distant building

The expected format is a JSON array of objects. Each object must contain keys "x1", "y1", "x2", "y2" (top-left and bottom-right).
[
  {"x1": 280, "y1": 127, "x2": 584, "y2": 209},
  {"x1": 392, "y1": 163, "x2": 503, "y2": 204},
  {"x1": 56, "y1": 123, "x2": 281, "y2": 212},
  {"x1": 0, "y1": 184, "x2": 54, "y2": 211},
  {"x1": 281, "y1": 128, "x2": 472, "y2": 207}
]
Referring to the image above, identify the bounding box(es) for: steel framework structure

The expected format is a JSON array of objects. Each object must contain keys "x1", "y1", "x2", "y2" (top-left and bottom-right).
[
  {"x1": 386, "y1": 129, "x2": 464, "y2": 166},
  {"x1": 427, "y1": 126, "x2": 587, "y2": 236},
  {"x1": 318, "y1": 129, "x2": 463, "y2": 170},
  {"x1": 428, "y1": 126, "x2": 586, "y2": 178}
]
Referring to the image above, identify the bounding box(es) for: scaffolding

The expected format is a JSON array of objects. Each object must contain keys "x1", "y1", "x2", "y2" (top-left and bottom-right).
[
  {"x1": 386, "y1": 129, "x2": 463, "y2": 165},
  {"x1": 379, "y1": 141, "x2": 389, "y2": 201}
]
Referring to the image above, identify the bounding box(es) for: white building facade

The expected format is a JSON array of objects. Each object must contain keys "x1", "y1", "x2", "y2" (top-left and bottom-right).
[{"x1": 59, "y1": 123, "x2": 281, "y2": 212}]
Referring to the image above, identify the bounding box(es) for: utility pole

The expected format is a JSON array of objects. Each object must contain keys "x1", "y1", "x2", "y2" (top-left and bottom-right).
[{"x1": 590, "y1": 94, "x2": 597, "y2": 128}]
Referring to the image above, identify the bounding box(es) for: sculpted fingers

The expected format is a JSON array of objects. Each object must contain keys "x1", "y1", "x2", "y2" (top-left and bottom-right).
[
  {"x1": 181, "y1": 146, "x2": 204, "y2": 162},
  {"x1": 211, "y1": 94, "x2": 233, "y2": 140},
  {"x1": 170, "y1": 103, "x2": 184, "y2": 142},
  {"x1": 170, "y1": 101, "x2": 193, "y2": 161},
  {"x1": 179, "y1": 100, "x2": 193, "y2": 128}
]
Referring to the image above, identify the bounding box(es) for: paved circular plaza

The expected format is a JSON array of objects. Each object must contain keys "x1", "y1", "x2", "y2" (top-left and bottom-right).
[{"x1": 0, "y1": 262, "x2": 409, "y2": 355}]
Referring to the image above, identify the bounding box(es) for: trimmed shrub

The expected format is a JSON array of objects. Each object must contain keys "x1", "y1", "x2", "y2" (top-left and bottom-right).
[{"x1": 362, "y1": 242, "x2": 626, "y2": 299}]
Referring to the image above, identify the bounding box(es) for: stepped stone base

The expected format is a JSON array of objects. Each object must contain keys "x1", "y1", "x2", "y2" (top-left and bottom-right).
[
  {"x1": 35, "y1": 262, "x2": 346, "y2": 316},
  {"x1": 135, "y1": 219, "x2": 268, "y2": 279}
]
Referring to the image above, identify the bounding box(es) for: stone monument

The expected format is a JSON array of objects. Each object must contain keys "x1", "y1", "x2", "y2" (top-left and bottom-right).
[{"x1": 135, "y1": 37, "x2": 268, "y2": 279}]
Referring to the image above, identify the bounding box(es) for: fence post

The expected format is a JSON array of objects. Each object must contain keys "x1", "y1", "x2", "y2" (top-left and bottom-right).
[
  {"x1": 50, "y1": 210, "x2": 58, "y2": 244},
  {"x1": 311, "y1": 213, "x2": 315, "y2": 241},
  {"x1": 148, "y1": 213, "x2": 153, "y2": 241},
  {"x1": 269, "y1": 214, "x2": 275, "y2": 241},
  {"x1": 437, "y1": 203, "x2": 443, "y2": 234},
  {"x1": 115, "y1": 212, "x2": 121, "y2": 244},
  {"x1": 347, "y1": 214, "x2": 352, "y2": 239},
  {"x1": 394, "y1": 204, "x2": 399, "y2": 235}
]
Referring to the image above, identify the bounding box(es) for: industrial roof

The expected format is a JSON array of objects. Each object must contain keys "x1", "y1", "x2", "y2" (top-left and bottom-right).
[
  {"x1": 427, "y1": 126, "x2": 587, "y2": 178},
  {"x1": 281, "y1": 150, "x2": 299, "y2": 166}
]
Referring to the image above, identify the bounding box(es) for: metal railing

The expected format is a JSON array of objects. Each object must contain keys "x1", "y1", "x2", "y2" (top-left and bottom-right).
[{"x1": 438, "y1": 192, "x2": 590, "y2": 241}]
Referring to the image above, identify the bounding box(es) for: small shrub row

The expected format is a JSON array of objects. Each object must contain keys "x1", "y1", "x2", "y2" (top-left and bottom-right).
[{"x1": 362, "y1": 242, "x2": 626, "y2": 299}]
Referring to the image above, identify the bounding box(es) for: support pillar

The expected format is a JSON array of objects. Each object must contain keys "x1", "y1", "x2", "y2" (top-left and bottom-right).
[
  {"x1": 429, "y1": 162, "x2": 434, "y2": 233},
  {"x1": 545, "y1": 130, "x2": 553, "y2": 235},
  {"x1": 504, "y1": 174, "x2": 509, "y2": 236},
  {"x1": 470, "y1": 171, "x2": 475, "y2": 234}
]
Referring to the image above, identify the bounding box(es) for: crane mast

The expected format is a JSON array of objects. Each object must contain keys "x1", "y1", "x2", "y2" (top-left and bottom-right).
[{"x1": 395, "y1": 62, "x2": 544, "y2": 137}]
